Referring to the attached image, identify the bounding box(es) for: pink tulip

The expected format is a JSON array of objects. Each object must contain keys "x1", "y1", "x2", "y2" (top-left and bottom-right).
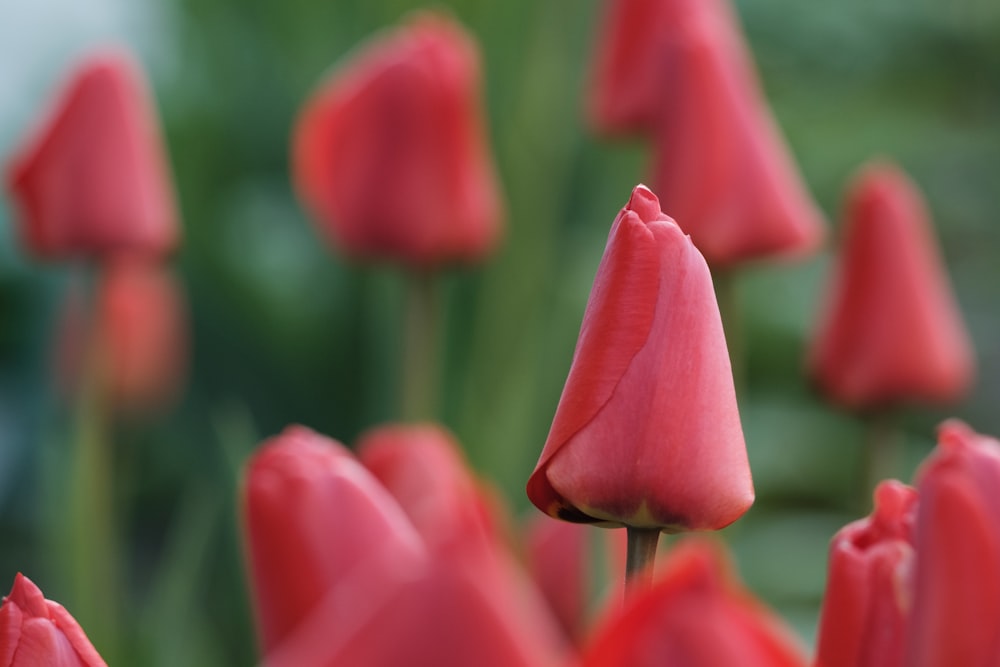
[
  {"x1": 588, "y1": 0, "x2": 745, "y2": 136},
  {"x1": 243, "y1": 424, "x2": 564, "y2": 667},
  {"x1": 356, "y1": 423, "x2": 500, "y2": 553},
  {"x1": 814, "y1": 480, "x2": 917, "y2": 667},
  {"x1": 905, "y1": 421, "x2": 1000, "y2": 666},
  {"x1": 54, "y1": 258, "x2": 188, "y2": 416},
  {"x1": 528, "y1": 185, "x2": 752, "y2": 532},
  {"x1": 809, "y1": 161, "x2": 974, "y2": 410},
  {"x1": 644, "y1": 4, "x2": 823, "y2": 267},
  {"x1": 292, "y1": 12, "x2": 502, "y2": 267},
  {"x1": 0, "y1": 573, "x2": 107, "y2": 666},
  {"x1": 580, "y1": 538, "x2": 807, "y2": 667},
  {"x1": 5, "y1": 49, "x2": 179, "y2": 260},
  {"x1": 524, "y1": 514, "x2": 590, "y2": 642},
  {"x1": 241, "y1": 425, "x2": 427, "y2": 654}
]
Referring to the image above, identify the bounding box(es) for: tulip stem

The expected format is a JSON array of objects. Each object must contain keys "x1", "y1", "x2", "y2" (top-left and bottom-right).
[
  {"x1": 624, "y1": 527, "x2": 660, "y2": 599},
  {"x1": 861, "y1": 410, "x2": 900, "y2": 510},
  {"x1": 401, "y1": 270, "x2": 440, "y2": 421},
  {"x1": 69, "y1": 274, "x2": 120, "y2": 662}
]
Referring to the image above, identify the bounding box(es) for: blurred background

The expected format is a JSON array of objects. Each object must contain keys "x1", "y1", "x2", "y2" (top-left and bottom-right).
[{"x1": 1, "y1": 0, "x2": 999, "y2": 663}]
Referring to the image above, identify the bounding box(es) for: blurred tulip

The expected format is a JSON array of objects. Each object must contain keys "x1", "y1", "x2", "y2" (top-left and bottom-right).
[
  {"x1": 644, "y1": 4, "x2": 823, "y2": 267},
  {"x1": 814, "y1": 480, "x2": 917, "y2": 667},
  {"x1": 292, "y1": 12, "x2": 502, "y2": 267},
  {"x1": 588, "y1": 0, "x2": 745, "y2": 136},
  {"x1": 905, "y1": 421, "x2": 1000, "y2": 666},
  {"x1": 5, "y1": 49, "x2": 179, "y2": 260},
  {"x1": 244, "y1": 424, "x2": 565, "y2": 667},
  {"x1": 524, "y1": 514, "x2": 590, "y2": 642},
  {"x1": 54, "y1": 258, "x2": 188, "y2": 416},
  {"x1": 527, "y1": 185, "x2": 752, "y2": 532},
  {"x1": 356, "y1": 424, "x2": 570, "y2": 661},
  {"x1": 356, "y1": 423, "x2": 500, "y2": 552},
  {"x1": 97, "y1": 258, "x2": 188, "y2": 414},
  {"x1": 809, "y1": 161, "x2": 973, "y2": 410},
  {"x1": 0, "y1": 573, "x2": 107, "y2": 667},
  {"x1": 580, "y1": 538, "x2": 807, "y2": 667},
  {"x1": 242, "y1": 425, "x2": 427, "y2": 654}
]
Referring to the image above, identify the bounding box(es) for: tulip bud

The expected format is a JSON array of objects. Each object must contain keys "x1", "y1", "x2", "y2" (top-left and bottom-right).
[
  {"x1": 814, "y1": 480, "x2": 917, "y2": 667},
  {"x1": 245, "y1": 425, "x2": 564, "y2": 667},
  {"x1": 644, "y1": 4, "x2": 824, "y2": 267},
  {"x1": 5, "y1": 49, "x2": 179, "y2": 260},
  {"x1": 527, "y1": 185, "x2": 753, "y2": 532},
  {"x1": 356, "y1": 424, "x2": 499, "y2": 552},
  {"x1": 54, "y1": 259, "x2": 188, "y2": 416},
  {"x1": 241, "y1": 425, "x2": 427, "y2": 653},
  {"x1": 580, "y1": 538, "x2": 808, "y2": 667},
  {"x1": 0, "y1": 573, "x2": 107, "y2": 666},
  {"x1": 524, "y1": 514, "x2": 590, "y2": 642},
  {"x1": 292, "y1": 12, "x2": 503, "y2": 267},
  {"x1": 809, "y1": 161, "x2": 974, "y2": 410},
  {"x1": 588, "y1": 0, "x2": 745, "y2": 136},
  {"x1": 905, "y1": 421, "x2": 1000, "y2": 666}
]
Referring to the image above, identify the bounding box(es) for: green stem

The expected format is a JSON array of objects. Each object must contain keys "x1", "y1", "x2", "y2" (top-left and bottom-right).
[
  {"x1": 69, "y1": 275, "x2": 119, "y2": 662},
  {"x1": 714, "y1": 269, "x2": 744, "y2": 396},
  {"x1": 401, "y1": 270, "x2": 440, "y2": 421},
  {"x1": 860, "y1": 410, "x2": 900, "y2": 511},
  {"x1": 624, "y1": 527, "x2": 660, "y2": 600}
]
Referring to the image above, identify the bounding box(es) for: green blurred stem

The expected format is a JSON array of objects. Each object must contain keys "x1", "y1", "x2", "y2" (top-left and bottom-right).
[
  {"x1": 624, "y1": 527, "x2": 660, "y2": 600},
  {"x1": 69, "y1": 282, "x2": 119, "y2": 662},
  {"x1": 401, "y1": 270, "x2": 440, "y2": 421},
  {"x1": 861, "y1": 410, "x2": 900, "y2": 510},
  {"x1": 714, "y1": 269, "x2": 744, "y2": 396}
]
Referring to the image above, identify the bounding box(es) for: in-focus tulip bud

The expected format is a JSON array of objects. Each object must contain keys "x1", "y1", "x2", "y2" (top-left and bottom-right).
[
  {"x1": 5, "y1": 49, "x2": 179, "y2": 260},
  {"x1": 643, "y1": 4, "x2": 823, "y2": 267},
  {"x1": 527, "y1": 185, "x2": 752, "y2": 532},
  {"x1": 580, "y1": 538, "x2": 807, "y2": 667},
  {"x1": 814, "y1": 480, "x2": 917, "y2": 667},
  {"x1": 292, "y1": 12, "x2": 503, "y2": 267},
  {"x1": 809, "y1": 161, "x2": 974, "y2": 411},
  {"x1": 0, "y1": 573, "x2": 107, "y2": 666},
  {"x1": 241, "y1": 425, "x2": 427, "y2": 654},
  {"x1": 905, "y1": 421, "x2": 1000, "y2": 666}
]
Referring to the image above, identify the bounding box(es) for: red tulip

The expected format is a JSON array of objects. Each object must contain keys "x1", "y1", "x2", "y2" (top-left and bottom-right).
[
  {"x1": 588, "y1": 0, "x2": 746, "y2": 136},
  {"x1": 244, "y1": 424, "x2": 564, "y2": 667},
  {"x1": 292, "y1": 12, "x2": 502, "y2": 267},
  {"x1": 809, "y1": 161, "x2": 973, "y2": 410},
  {"x1": 527, "y1": 185, "x2": 752, "y2": 532},
  {"x1": 97, "y1": 258, "x2": 188, "y2": 414},
  {"x1": 580, "y1": 538, "x2": 807, "y2": 667},
  {"x1": 5, "y1": 49, "x2": 179, "y2": 260},
  {"x1": 241, "y1": 425, "x2": 427, "y2": 654},
  {"x1": 0, "y1": 573, "x2": 107, "y2": 666},
  {"x1": 524, "y1": 514, "x2": 590, "y2": 642},
  {"x1": 54, "y1": 258, "x2": 188, "y2": 415},
  {"x1": 356, "y1": 424, "x2": 569, "y2": 660},
  {"x1": 814, "y1": 480, "x2": 917, "y2": 667},
  {"x1": 644, "y1": 4, "x2": 823, "y2": 267},
  {"x1": 356, "y1": 424, "x2": 500, "y2": 553},
  {"x1": 905, "y1": 421, "x2": 1000, "y2": 666}
]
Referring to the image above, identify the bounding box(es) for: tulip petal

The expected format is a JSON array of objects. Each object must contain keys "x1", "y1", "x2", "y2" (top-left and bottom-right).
[{"x1": 528, "y1": 208, "x2": 659, "y2": 520}]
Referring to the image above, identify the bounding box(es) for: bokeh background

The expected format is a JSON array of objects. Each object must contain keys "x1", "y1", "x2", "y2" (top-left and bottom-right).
[{"x1": 1, "y1": 0, "x2": 999, "y2": 663}]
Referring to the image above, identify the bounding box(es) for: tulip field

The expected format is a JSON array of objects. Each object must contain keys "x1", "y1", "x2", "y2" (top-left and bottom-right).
[{"x1": 0, "y1": 0, "x2": 999, "y2": 665}]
